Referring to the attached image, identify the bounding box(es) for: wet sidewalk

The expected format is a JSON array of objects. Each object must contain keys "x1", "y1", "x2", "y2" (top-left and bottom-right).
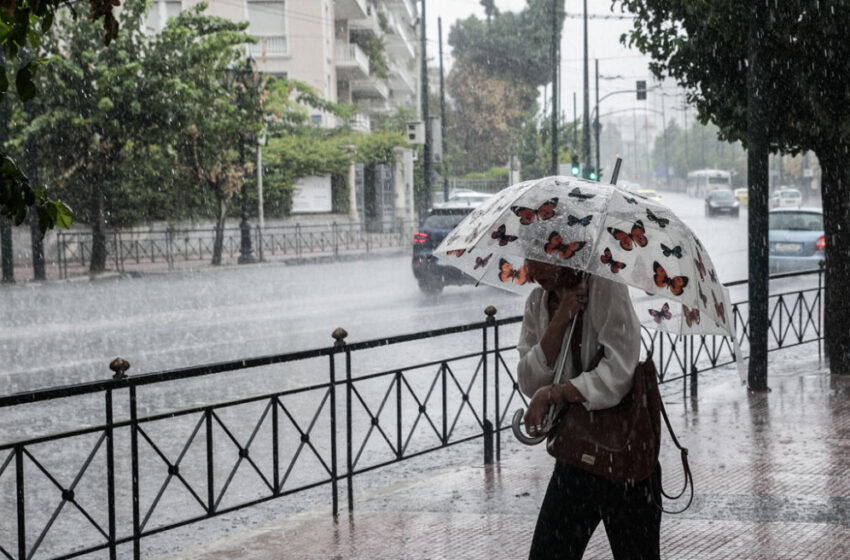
[{"x1": 165, "y1": 354, "x2": 850, "y2": 559}]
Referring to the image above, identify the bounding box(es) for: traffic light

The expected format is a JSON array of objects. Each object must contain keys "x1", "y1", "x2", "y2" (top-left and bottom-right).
[
  {"x1": 570, "y1": 153, "x2": 580, "y2": 176},
  {"x1": 583, "y1": 166, "x2": 597, "y2": 181}
]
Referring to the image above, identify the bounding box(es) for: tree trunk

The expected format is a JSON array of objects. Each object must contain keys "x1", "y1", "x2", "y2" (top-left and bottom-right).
[
  {"x1": 212, "y1": 192, "x2": 227, "y2": 266},
  {"x1": 816, "y1": 145, "x2": 850, "y2": 374},
  {"x1": 89, "y1": 177, "x2": 108, "y2": 273}
]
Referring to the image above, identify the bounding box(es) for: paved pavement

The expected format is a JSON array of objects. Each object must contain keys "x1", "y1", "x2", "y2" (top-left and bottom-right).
[{"x1": 163, "y1": 353, "x2": 850, "y2": 559}]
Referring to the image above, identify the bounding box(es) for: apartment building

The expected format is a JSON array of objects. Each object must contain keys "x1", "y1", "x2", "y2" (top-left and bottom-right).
[{"x1": 146, "y1": 0, "x2": 419, "y2": 131}]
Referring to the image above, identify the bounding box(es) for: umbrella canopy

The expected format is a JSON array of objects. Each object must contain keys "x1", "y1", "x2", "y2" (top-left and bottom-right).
[{"x1": 433, "y1": 175, "x2": 734, "y2": 339}]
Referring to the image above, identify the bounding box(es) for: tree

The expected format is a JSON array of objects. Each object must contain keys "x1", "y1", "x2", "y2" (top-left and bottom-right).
[
  {"x1": 0, "y1": 0, "x2": 118, "y2": 233},
  {"x1": 617, "y1": 1, "x2": 850, "y2": 372},
  {"x1": 447, "y1": 56, "x2": 537, "y2": 174}
]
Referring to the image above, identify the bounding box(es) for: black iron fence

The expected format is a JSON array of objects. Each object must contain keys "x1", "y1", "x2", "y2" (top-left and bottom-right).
[
  {"x1": 0, "y1": 268, "x2": 824, "y2": 559},
  {"x1": 54, "y1": 221, "x2": 416, "y2": 279}
]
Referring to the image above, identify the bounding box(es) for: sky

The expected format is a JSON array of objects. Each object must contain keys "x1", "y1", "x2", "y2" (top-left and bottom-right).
[{"x1": 422, "y1": 0, "x2": 687, "y2": 134}]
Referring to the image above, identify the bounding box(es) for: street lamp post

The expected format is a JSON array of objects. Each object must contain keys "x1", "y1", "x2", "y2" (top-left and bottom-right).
[{"x1": 226, "y1": 57, "x2": 263, "y2": 265}]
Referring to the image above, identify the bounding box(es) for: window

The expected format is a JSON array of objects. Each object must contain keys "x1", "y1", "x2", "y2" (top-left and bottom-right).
[{"x1": 248, "y1": 0, "x2": 286, "y2": 34}]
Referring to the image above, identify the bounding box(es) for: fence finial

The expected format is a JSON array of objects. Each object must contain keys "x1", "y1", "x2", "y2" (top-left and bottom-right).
[
  {"x1": 332, "y1": 327, "x2": 348, "y2": 347},
  {"x1": 110, "y1": 357, "x2": 130, "y2": 379},
  {"x1": 484, "y1": 306, "x2": 497, "y2": 322}
]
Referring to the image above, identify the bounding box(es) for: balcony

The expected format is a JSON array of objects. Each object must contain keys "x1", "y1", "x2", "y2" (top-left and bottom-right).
[
  {"x1": 349, "y1": 8, "x2": 382, "y2": 35},
  {"x1": 388, "y1": 62, "x2": 416, "y2": 95},
  {"x1": 335, "y1": 43, "x2": 370, "y2": 80},
  {"x1": 355, "y1": 97, "x2": 392, "y2": 114},
  {"x1": 247, "y1": 36, "x2": 288, "y2": 58},
  {"x1": 386, "y1": 0, "x2": 416, "y2": 23},
  {"x1": 334, "y1": 0, "x2": 368, "y2": 21},
  {"x1": 351, "y1": 76, "x2": 390, "y2": 99},
  {"x1": 385, "y1": 12, "x2": 416, "y2": 61},
  {"x1": 350, "y1": 113, "x2": 371, "y2": 133}
]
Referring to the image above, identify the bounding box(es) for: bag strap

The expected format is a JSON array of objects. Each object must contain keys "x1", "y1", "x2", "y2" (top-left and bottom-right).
[{"x1": 653, "y1": 396, "x2": 694, "y2": 514}]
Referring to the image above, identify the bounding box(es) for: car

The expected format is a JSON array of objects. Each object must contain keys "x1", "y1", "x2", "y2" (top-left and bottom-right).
[
  {"x1": 704, "y1": 189, "x2": 740, "y2": 217},
  {"x1": 411, "y1": 206, "x2": 476, "y2": 293},
  {"x1": 433, "y1": 190, "x2": 493, "y2": 208},
  {"x1": 635, "y1": 189, "x2": 662, "y2": 203},
  {"x1": 770, "y1": 188, "x2": 803, "y2": 209},
  {"x1": 769, "y1": 208, "x2": 824, "y2": 273},
  {"x1": 734, "y1": 187, "x2": 748, "y2": 206}
]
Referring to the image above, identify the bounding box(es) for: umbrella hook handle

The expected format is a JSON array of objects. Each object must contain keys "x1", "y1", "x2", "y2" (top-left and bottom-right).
[{"x1": 511, "y1": 312, "x2": 580, "y2": 446}]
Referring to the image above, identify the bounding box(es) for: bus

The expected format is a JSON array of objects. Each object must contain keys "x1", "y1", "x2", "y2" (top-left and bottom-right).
[{"x1": 686, "y1": 169, "x2": 732, "y2": 198}]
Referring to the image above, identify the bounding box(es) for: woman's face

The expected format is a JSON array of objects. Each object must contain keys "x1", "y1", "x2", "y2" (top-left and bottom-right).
[{"x1": 525, "y1": 260, "x2": 580, "y2": 292}]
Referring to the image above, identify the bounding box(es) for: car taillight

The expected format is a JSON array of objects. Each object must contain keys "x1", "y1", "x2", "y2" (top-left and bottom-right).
[
  {"x1": 816, "y1": 235, "x2": 825, "y2": 251},
  {"x1": 413, "y1": 231, "x2": 429, "y2": 244}
]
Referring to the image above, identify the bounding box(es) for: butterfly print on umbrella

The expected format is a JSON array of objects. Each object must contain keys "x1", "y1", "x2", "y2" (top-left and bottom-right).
[
  {"x1": 511, "y1": 198, "x2": 558, "y2": 225},
  {"x1": 653, "y1": 261, "x2": 689, "y2": 296},
  {"x1": 544, "y1": 232, "x2": 586, "y2": 260},
  {"x1": 498, "y1": 259, "x2": 529, "y2": 285},
  {"x1": 646, "y1": 208, "x2": 670, "y2": 228},
  {"x1": 464, "y1": 226, "x2": 480, "y2": 244},
  {"x1": 661, "y1": 243, "x2": 683, "y2": 258},
  {"x1": 694, "y1": 249, "x2": 707, "y2": 281},
  {"x1": 648, "y1": 303, "x2": 672, "y2": 324},
  {"x1": 698, "y1": 283, "x2": 708, "y2": 307},
  {"x1": 568, "y1": 187, "x2": 596, "y2": 201},
  {"x1": 607, "y1": 220, "x2": 648, "y2": 251},
  {"x1": 709, "y1": 268, "x2": 718, "y2": 283},
  {"x1": 683, "y1": 305, "x2": 700, "y2": 327},
  {"x1": 567, "y1": 214, "x2": 593, "y2": 227},
  {"x1": 600, "y1": 248, "x2": 626, "y2": 273},
  {"x1": 712, "y1": 292, "x2": 726, "y2": 324},
  {"x1": 446, "y1": 249, "x2": 466, "y2": 257},
  {"x1": 490, "y1": 224, "x2": 518, "y2": 246},
  {"x1": 474, "y1": 253, "x2": 493, "y2": 269},
  {"x1": 623, "y1": 195, "x2": 639, "y2": 205}
]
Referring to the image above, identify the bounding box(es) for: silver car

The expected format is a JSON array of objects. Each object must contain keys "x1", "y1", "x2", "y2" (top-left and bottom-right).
[{"x1": 768, "y1": 208, "x2": 824, "y2": 273}]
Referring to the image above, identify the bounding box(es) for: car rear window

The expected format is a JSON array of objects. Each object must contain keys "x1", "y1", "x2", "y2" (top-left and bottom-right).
[
  {"x1": 424, "y1": 214, "x2": 467, "y2": 229},
  {"x1": 780, "y1": 191, "x2": 801, "y2": 198},
  {"x1": 769, "y1": 212, "x2": 823, "y2": 231},
  {"x1": 711, "y1": 190, "x2": 734, "y2": 200}
]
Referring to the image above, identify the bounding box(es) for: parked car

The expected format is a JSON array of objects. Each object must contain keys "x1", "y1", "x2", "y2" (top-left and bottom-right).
[
  {"x1": 770, "y1": 188, "x2": 803, "y2": 209},
  {"x1": 704, "y1": 189, "x2": 740, "y2": 217},
  {"x1": 635, "y1": 188, "x2": 662, "y2": 203},
  {"x1": 734, "y1": 187, "x2": 749, "y2": 206},
  {"x1": 411, "y1": 206, "x2": 476, "y2": 293},
  {"x1": 768, "y1": 208, "x2": 824, "y2": 273}
]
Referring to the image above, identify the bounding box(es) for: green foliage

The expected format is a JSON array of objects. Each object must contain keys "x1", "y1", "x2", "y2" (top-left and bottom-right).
[
  {"x1": 351, "y1": 30, "x2": 389, "y2": 80},
  {"x1": 0, "y1": 0, "x2": 120, "y2": 232}
]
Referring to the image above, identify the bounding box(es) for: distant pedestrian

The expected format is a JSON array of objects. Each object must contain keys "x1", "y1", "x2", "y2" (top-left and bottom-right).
[{"x1": 518, "y1": 259, "x2": 661, "y2": 560}]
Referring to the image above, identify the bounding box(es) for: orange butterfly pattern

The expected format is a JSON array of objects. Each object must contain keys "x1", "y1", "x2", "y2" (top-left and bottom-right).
[
  {"x1": 712, "y1": 292, "x2": 726, "y2": 324},
  {"x1": 511, "y1": 197, "x2": 558, "y2": 225},
  {"x1": 544, "y1": 232, "x2": 586, "y2": 260},
  {"x1": 446, "y1": 249, "x2": 465, "y2": 257},
  {"x1": 607, "y1": 220, "x2": 648, "y2": 251},
  {"x1": 653, "y1": 261, "x2": 689, "y2": 296},
  {"x1": 694, "y1": 249, "x2": 707, "y2": 281},
  {"x1": 600, "y1": 247, "x2": 626, "y2": 273},
  {"x1": 683, "y1": 305, "x2": 700, "y2": 327},
  {"x1": 498, "y1": 259, "x2": 529, "y2": 285}
]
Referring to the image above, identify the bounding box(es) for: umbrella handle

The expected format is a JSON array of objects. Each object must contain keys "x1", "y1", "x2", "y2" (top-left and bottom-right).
[{"x1": 511, "y1": 409, "x2": 547, "y2": 445}]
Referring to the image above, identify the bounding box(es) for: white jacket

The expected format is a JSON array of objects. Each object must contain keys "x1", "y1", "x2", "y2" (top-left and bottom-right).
[{"x1": 516, "y1": 275, "x2": 641, "y2": 411}]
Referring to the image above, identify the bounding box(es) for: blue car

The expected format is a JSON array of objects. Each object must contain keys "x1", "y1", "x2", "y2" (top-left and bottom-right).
[
  {"x1": 411, "y1": 206, "x2": 475, "y2": 293},
  {"x1": 768, "y1": 208, "x2": 825, "y2": 273}
]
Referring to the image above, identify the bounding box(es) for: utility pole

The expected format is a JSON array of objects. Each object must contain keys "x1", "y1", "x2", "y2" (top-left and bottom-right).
[
  {"x1": 683, "y1": 103, "x2": 689, "y2": 171},
  {"x1": 421, "y1": 0, "x2": 432, "y2": 216},
  {"x1": 747, "y1": 0, "x2": 769, "y2": 390},
  {"x1": 22, "y1": 48, "x2": 44, "y2": 281},
  {"x1": 0, "y1": 50, "x2": 13, "y2": 284},
  {"x1": 550, "y1": 0, "x2": 558, "y2": 175},
  {"x1": 594, "y1": 58, "x2": 600, "y2": 177},
  {"x1": 573, "y1": 92, "x2": 578, "y2": 149},
  {"x1": 581, "y1": 0, "x2": 591, "y2": 170},
  {"x1": 661, "y1": 93, "x2": 670, "y2": 190},
  {"x1": 439, "y1": 16, "x2": 448, "y2": 202},
  {"x1": 644, "y1": 110, "x2": 651, "y2": 183}
]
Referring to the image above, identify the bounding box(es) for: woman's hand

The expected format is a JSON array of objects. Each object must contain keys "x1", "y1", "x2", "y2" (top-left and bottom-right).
[
  {"x1": 523, "y1": 384, "x2": 564, "y2": 436},
  {"x1": 552, "y1": 282, "x2": 588, "y2": 324}
]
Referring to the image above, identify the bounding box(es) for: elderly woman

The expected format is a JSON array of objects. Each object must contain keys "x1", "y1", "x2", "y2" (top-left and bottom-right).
[{"x1": 518, "y1": 259, "x2": 661, "y2": 560}]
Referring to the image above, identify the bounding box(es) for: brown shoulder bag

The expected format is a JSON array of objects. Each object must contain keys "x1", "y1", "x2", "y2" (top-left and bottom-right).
[{"x1": 545, "y1": 313, "x2": 693, "y2": 511}]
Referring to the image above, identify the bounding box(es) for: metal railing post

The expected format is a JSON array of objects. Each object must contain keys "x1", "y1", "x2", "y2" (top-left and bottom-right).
[
  {"x1": 295, "y1": 223, "x2": 302, "y2": 261},
  {"x1": 482, "y1": 307, "x2": 493, "y2": 465},
  {"x1": 484, "y1": 306, "x2": 497, "y2": 464},
  {"x1": 441, "y1": 363, "x2": 448, "y2": 445},
  {"x1": 129, "y1": 385, "x2": 141, "y2": 560},
  {"x1": 105, "y1": 389, "x2": 117, "y2": 560},
  {"x1": 818, "y1": 261, "x2": 824, "y2": 363},
  {"x1": 490, "y1": 307, "x2": 501, "y2": 462},
  {"x1": 396, "y1": 369, "x2": 403, "y2": 460},
  {"x1": 16, "y1": 444, "x2": 25, "y2": 560},
  {"x1": 331, "y1": 328, "x2": 347, "y2": 517}
]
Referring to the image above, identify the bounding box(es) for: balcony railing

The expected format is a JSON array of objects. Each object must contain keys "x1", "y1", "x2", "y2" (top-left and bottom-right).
[
  {"x1": 247, "y1": 35, "x2": 288, "y2": 57},
  {"x1": 335, "y1": 43, "x2": 370, "y2": 80},
  {"x1": 351, "y1": 76, "x2": 390, "y2": 99}
]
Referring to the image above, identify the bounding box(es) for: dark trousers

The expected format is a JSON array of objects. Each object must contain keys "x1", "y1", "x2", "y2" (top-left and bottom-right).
[{"x1": 528, "y1": 461, "x2": 662, "y2": 560}]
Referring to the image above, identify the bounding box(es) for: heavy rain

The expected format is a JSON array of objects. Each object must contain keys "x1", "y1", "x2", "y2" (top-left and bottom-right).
[{"x1": 0, "y1": 0, "x2": 844, "y2": 558}]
